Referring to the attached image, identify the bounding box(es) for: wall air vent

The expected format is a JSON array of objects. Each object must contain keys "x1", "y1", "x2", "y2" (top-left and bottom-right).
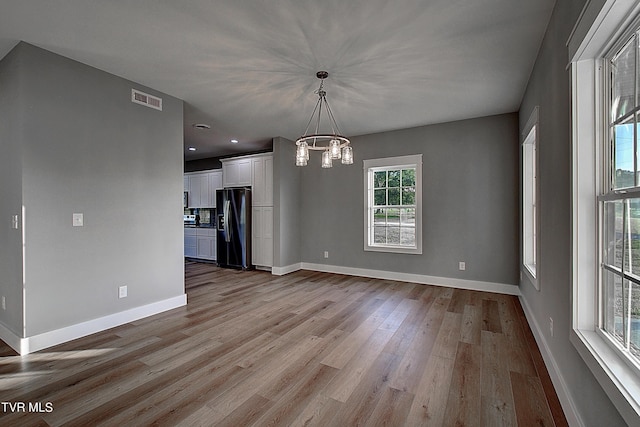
[{"x1": 131, "y1": 88, "x2": 162, "y2": 111}]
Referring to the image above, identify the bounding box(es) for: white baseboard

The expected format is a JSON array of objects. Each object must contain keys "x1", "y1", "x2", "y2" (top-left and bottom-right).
[
  {"x1": 271, "y1": 263, "x2": 303, "y2": 276},
  {"x1": 0, "y1": 294, "x2": 187, "y2": 355},
  {"x1": 299, "y1": 262, "x2": 520, "y2": 296},
  {"x1": 0, "y1": 321, "x2": 23, "y2": 354},
  {"x1": 519, "y1": 296, "x2": 583, "y2": 426}
]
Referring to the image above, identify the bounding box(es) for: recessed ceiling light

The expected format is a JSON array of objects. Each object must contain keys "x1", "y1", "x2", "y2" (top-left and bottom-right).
[
  {"x1": 188, "y1": 147, "x2": 196, "y2": 151},
  {"x1": 192, "y1": 123, "x2": 211, "y2": 130},
  {"x1": 231, "y1": 139, "x2": 238, "y2": 144}
]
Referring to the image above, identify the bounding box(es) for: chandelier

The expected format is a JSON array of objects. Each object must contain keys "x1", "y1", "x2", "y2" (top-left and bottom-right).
[{"x1": 296, "y1": 71, "x2": 353, "y2": 168}]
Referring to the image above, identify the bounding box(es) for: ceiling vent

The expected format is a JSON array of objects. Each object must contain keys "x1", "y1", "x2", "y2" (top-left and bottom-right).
[{"x1": 131, "y1": 88, "x2": 162, "y2": 111}]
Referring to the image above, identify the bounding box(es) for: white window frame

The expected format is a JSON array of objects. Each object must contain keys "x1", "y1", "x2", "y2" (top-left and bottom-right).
[
  {"x1": 363, "y1": 154, "x2": 422, "y2": 254},
  {"x1": 571, "y1": 1, "x2": 640, "y2": 424},
  {"x1": 522, "y1": 107, "x2": 539, "y2": 288}
]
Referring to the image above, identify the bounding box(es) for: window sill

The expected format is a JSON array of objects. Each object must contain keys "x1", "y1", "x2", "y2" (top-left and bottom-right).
[
  {"x1": 571, "y1": 328, "x2": 640, "y2": 425},
  {"x1": 364, "y1": 245, "x2": 422, "y2": 255},
  {"x1": 523, "y1": 264, "x2": 539, "y2": 290}
]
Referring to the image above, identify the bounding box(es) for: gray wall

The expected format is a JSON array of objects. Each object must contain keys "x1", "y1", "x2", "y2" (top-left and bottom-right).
[
  {"x1": 2, "y1": 43, "x2": 185, "y2": 337},
  {"x1": 272, "y1": 136, "x2": 302, "y2": 268},
  {"x1": 298, "y1": 113, "x2": 519, "y2": 286},
  {"x1": 518, "y1": 1, "x2": 626, "y2": 425},
  {"x1": 0, "y1": 46, "x2": 24, "y2": 336}
]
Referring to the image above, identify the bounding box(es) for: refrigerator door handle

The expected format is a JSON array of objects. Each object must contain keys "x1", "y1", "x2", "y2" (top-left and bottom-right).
[{"x1": 224, "y1": 199, "x2": 231, "y2": 242}]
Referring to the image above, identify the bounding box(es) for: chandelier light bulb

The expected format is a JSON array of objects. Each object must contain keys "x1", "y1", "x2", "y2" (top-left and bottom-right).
[
  {"x1": 329, "y1": 139, "x2": 342, "y2": 159},
  {"x1": 321, "y1": 150, "x2": 333, "y2": 168},
  {"x1": 341, "y1": 145, "x2": 353, "y2": 164}
]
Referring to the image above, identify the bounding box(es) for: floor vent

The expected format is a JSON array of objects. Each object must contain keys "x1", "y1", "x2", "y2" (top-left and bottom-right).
[{"x1": 131, "y1": 88, "x2": 162, "y2": 111}]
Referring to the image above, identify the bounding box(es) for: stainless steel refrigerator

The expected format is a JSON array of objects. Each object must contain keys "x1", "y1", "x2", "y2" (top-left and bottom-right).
[{"x1": 216, "y1": 187, "x2": 252, "y2": 270}]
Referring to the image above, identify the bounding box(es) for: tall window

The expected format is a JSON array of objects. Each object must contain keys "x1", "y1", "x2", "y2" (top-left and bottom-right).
[
  {"x1": 364, "y1": 155, "x2": 422, "y2": 254},
  {"x1": 571, "y1": 2, "x2": 640, "y2": 422},
  {"x1": 522, "y1": 109, "x2": 538, "y2": 287},
  {"x1": 601, "y1": 28, "x2": 640, "y2": 366}
]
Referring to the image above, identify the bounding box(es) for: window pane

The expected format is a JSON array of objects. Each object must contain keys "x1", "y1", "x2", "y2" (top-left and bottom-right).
[
  {"x1": 603, "y1": 270, "x2": 624, "y2": 340},
  {"x1": 625, "y1": 198, "x2": 640, "y2": 276},
  {"x1": 373, "y1": 225, "x2": 386, "y2": 244},
  {"x1": 387, "y1": 225, "x2": 401, "y2": 244},
  {"x1": 388, "y1": 170, "x2": 400, "y2": 187},
  {"x1": 374, "y1": 189, "x2": 386, "y2": 206},
  {"x1": 402, "y1": 187, "x2": 416, "y2": 205},
  {"x1": 613, "y1": 119, "x2": 635, "y2": 189},
  {"x1": 387, "y1": 208, "x2": 400, "y2": 222},
  {"x1": 388, "y1": 188, "x2": 400, "y2": 205},
  {"x1": 604, "y1": 200, "x2": 624, "y2": 269},
  {"x1": 402, "y1": 169, "x2": 415, "y2": 186},
  {"x1": 374, "y1": 171, "x2": 386, "y2": 188},
  {"x1": 400, "y1": 208, "x2": 415, "y2": 226},
  {"x1": 612, "y1": 37, "x2": 636, "y2": 122},
  {"x1": 631, "y1": 282, "x2": 640, "y2": 358},
  {"x1": 400, "y1": 227, "x2": 415, "y2": 245},
  {"x1": 374, "y1": 208, "x2": 386, "y2": 225}
]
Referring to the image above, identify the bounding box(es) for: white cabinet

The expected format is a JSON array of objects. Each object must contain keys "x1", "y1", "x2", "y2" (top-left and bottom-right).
[
  {"x1": 209, "y1": 171, "x2": 223, "y2": 194},
  {"x1": 184, "y1": 228, "x2": 197, "y2": 258},
  {"x1": 185, "y1": 170, "x2": 221, "y2": 207},
  {"x1": 185, "y1": 227, "x2": 216, "y2": 261},
  {"x1": 251, "y1": 155, "x2": 273, "y2": 206},
  {"x1": 196, "y1": 228, "x2": 216, "y2": 261},
  {"x1": 252, "y1": 206, "x2": 273, "y2": 267},
  {"x1": 222, "y1": 158, "x2": 251, "y2": 187},
  {"x1": 188, "y1": 173, "x2": 209, "y2": 207}
]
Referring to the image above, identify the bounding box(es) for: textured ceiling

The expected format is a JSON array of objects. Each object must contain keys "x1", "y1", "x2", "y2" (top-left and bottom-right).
[{"x1": 0, "y1": 0, "x2": 555, "y2": 161}]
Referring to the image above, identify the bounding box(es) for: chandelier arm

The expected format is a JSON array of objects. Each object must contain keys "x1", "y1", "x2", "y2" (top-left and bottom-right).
[
  {"x1": 314, "y1": 95, "x2": 324, "y2": 141},
  {"x1": 301, "y1": 96, "x2": 323, "y2": 138},
  {"x1": 323, "y1": 99, "x2": 341, "y2": 136}
]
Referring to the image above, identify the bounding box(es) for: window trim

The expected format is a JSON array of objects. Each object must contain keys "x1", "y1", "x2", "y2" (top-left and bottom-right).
[
  {"x1": 570, "y1": 1, "x2": 640, "y2": 424},
  {"x1": 522, "y1": 107, "x2": 539, "y2": 288},
  {"x1": 363, "y1": 154, "x2": 423, "y2": 254}
]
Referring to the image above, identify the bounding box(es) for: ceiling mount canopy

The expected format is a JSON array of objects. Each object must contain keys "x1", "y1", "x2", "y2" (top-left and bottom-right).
[{"x1": 296, "y1": 71, "x2": 353, "y2": 168}]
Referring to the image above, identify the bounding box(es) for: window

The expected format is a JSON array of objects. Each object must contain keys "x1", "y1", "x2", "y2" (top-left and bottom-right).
[
  {"x1": 522, "y1": 108, "x2": 539, "y2": 286},
  {"x1": 364, "y1": 155, "x2": 422, "y2": 254},
  {"x1": 571, "y1": 1, "x2": 640, "y2": 423},
  {"x1": 601, "y1": 27, "x2": 640, "y2": 368}
]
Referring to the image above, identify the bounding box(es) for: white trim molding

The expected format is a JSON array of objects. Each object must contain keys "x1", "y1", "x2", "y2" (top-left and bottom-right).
[
  {"x1": 299, "y1": 262, "x2": 520, "y2": 296},
  {"x1": 0, "y1": 294, "x2": 187, "y2": 355},
  {"x1": 271, "y1": 263, "x2": 302, "y2": 276},
  {"x1": 520, "y1": 296, "x2": 584, "y2": 426}
]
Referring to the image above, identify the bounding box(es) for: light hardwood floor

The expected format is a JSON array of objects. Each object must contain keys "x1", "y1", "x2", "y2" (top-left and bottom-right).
[{"x1": 0, "y1": 262, "x2": 567, "y2": 426}]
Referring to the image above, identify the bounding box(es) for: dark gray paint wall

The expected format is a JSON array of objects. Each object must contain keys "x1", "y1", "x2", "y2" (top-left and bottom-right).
[
  {"x1": 0, "y1": 46, "x2": 24, "y2": 336},
  {"x1": 519, "y1": 1, "x2": 626, "y2": 425},
  {"x1": 298, "y1": 113, "x2": 519, "y2": 286},
  {"x1": 5, "y1": 43, "x2": 185, "y2": 337}
]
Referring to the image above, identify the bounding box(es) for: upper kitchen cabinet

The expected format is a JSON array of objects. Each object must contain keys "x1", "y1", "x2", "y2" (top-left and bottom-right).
[
  {"x1": 221, "y1": 153, "x2": 273, "y2": 205},
  {"x1": 221, "y1": 157, "x2": 251, "y2": 187},
  {"x1": 184, "y1": 170, "x2": 222, "y2": 207}
]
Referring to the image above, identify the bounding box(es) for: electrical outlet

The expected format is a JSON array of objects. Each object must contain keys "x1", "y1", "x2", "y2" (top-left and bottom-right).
[
  {"x1": 119, "y1": 286, "x2": 128, "y2": 299},
  {"x1": 72, "y1": 213, "x2": 84, "y2": 227},
  {"x1": 1, "y1": 296, "x2": 5, "y2": 310},
  {"x1": 459, "y1": 261, "x2": 466, "y2": 271},
  {"x1": 324, "y1": 251, "x2": 329, "y2": 259},
  {"x1": 550, "y1": 317, "x2": 554, "y2": 337}
]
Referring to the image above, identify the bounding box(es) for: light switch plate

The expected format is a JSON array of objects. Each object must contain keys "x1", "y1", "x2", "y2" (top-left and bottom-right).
[
  {"x1": 72, "y1": 213, "x2": 84, "y2": 227},
  {"x1": 11, "y1": 215, "x2": 19, "y2": 229}
]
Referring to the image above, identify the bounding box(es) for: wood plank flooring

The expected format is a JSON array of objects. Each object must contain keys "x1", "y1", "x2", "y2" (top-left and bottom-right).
[{"x1": 0, "y1": 262, "x2": 567, "y2": 426}]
